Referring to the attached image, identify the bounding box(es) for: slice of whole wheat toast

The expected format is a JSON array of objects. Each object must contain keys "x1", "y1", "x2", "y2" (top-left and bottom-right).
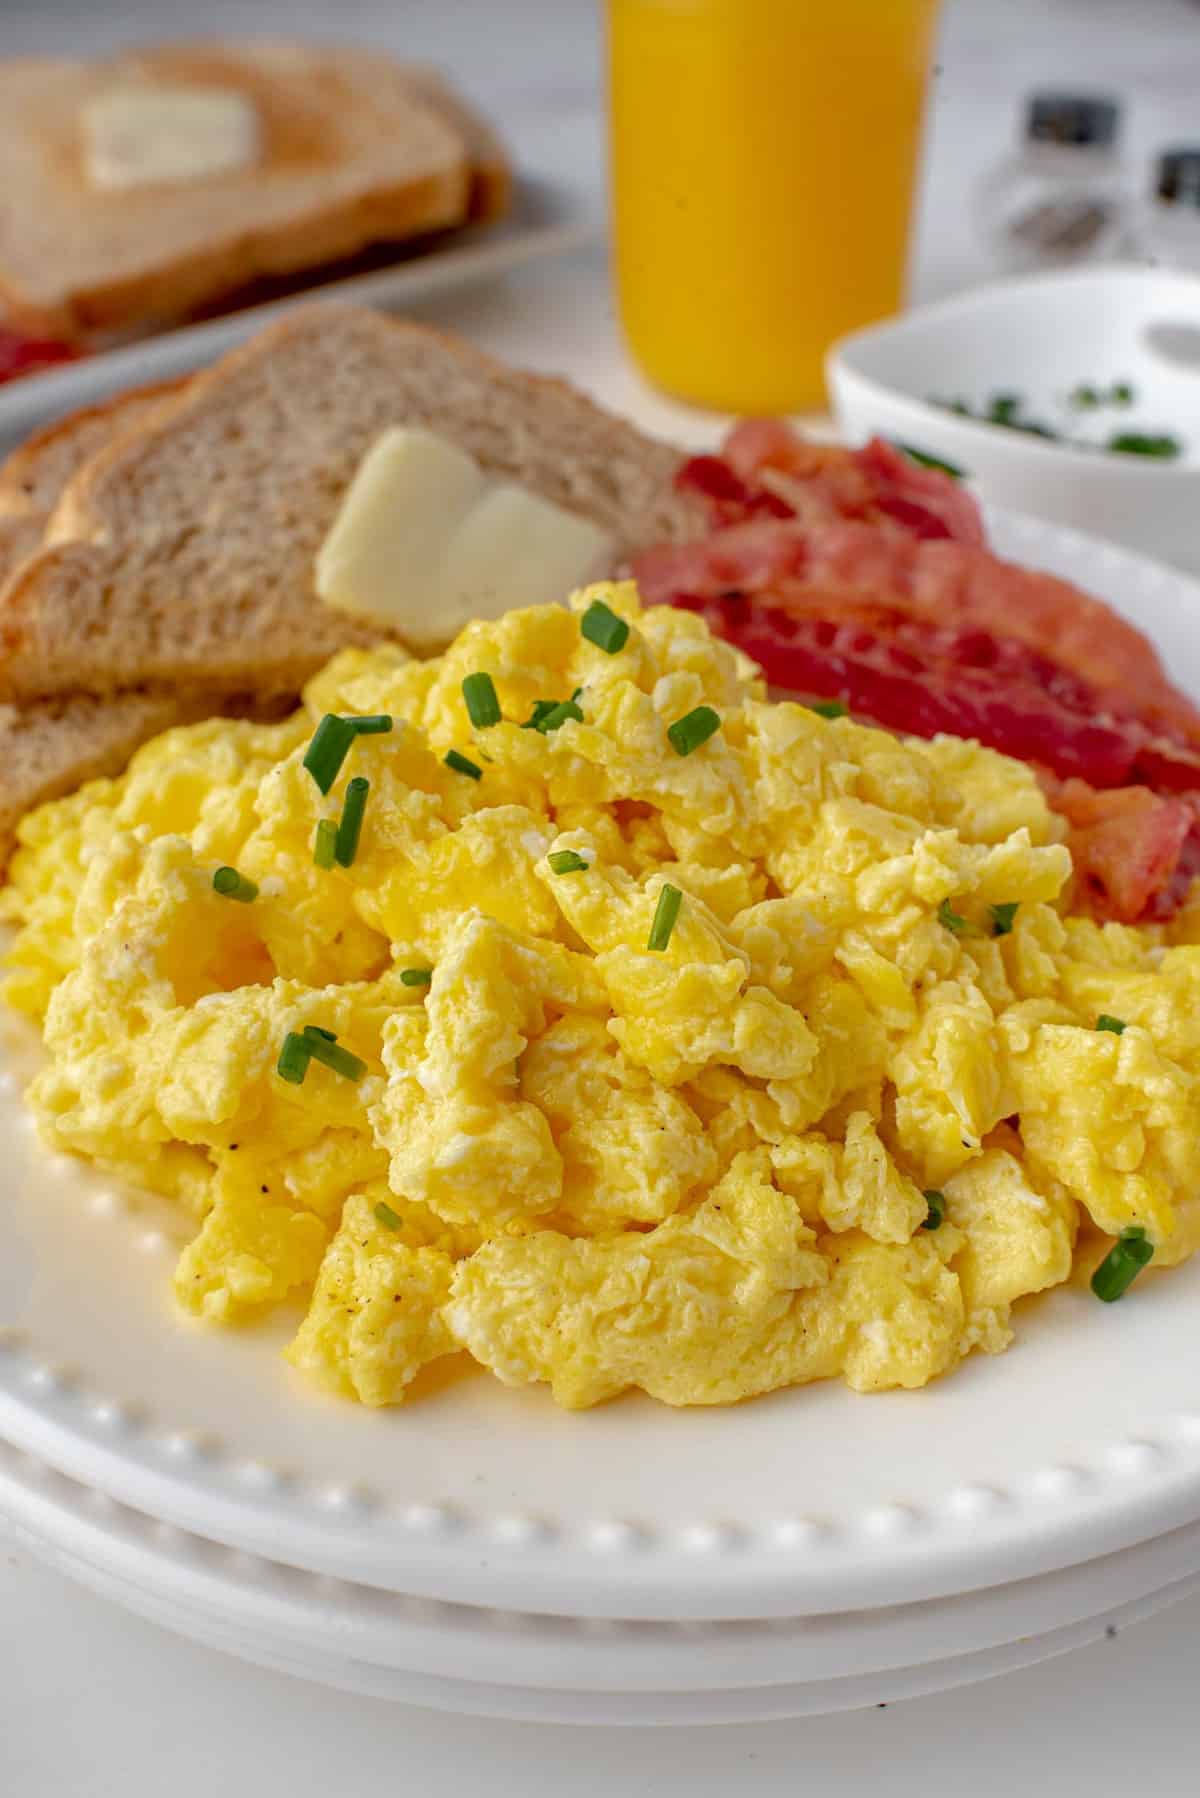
[
  {"x1": 0, "y1": 690, "x2": 184, "y2": 865},
  {"x1": 0, "y1": 380, "x2": 195, "y2": 860},
  {"x1": 0, "y1": 304, "x2": 698, "y2": 704},
  {"x1": 0, "y1": 378, "x2": 186, "y2": 524},
  {"x1": 0, "y1": 43, "x2": 473, "y2": 339}
]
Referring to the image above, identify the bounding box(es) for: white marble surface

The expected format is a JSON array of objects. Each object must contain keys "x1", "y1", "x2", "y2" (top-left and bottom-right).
[{"x1": 5, "y1": 0, "x2": 1200, "y2": 1790}]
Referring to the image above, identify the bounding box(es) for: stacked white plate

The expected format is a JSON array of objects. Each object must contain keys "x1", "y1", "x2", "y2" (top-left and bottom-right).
[{"x1": 4, "y1": 508, "x2": 1200, "y2": 1723}]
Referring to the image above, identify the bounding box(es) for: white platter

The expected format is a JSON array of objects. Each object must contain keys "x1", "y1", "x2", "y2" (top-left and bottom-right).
[
  {"x1": 3, "y1": 507, "x2": 1200, "y2": 1625},
  {"x1": 4, "y1": 1436, "x2": 1200, "y2": 1723},
  {"x1": 0, "y1": 175, "x2": 596, "y2": 453}
]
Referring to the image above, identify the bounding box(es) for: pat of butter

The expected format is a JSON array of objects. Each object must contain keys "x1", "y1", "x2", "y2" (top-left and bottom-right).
[
  {"x1": 83, "y1": 87, "x2": 262, "y2": 190},
  {"x1": 316, "y1": 427, "x2": 614, "y2": 648}
]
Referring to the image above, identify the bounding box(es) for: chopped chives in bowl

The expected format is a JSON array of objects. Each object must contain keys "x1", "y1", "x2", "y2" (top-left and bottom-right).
[
  {"x1": 667, "y1": 705, "x2": 720, "y2": 757},
  {"x1": 647, "y1": 883, "x2": 682, "y2": 951},
  {"x1": 581, "y1": 599, "x2": 630, "y2": 654},
  {"x1": 462, "y1": 672, "x2": 502, "y2": 728},
  {"x1": 212, "y1": 866, "x2": 258, "y2": 902}
]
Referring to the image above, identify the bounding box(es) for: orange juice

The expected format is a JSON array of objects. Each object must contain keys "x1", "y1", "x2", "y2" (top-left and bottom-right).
[{"x1": 607, "y1": 0, "x2": 940, "y2": 412}]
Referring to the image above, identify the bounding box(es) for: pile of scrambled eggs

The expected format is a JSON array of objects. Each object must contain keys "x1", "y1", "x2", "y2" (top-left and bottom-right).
[{"x1": 6, "y1": 584, "x2": 1200, "y2": 1410}]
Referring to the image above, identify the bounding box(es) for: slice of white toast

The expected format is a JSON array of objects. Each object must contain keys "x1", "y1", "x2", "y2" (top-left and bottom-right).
[
  {"x1": 0, "y1": 304, "x2": 698, "y2": 704},
  {"x1": 0, "y1": 42, "x2": 481, "y2": 339}
]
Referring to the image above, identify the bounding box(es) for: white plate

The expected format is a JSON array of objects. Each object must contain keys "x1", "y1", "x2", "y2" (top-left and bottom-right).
[
  {"x1": 3, "y1": 508, "x2": 1200, "y2": 1624},
  {"x1": 828, "y1": 266, "x2": 1200, "y2": 573},
  {"x1": 0, "y1": 175, "x2": 596, "y2": 453},
  {"x1": 5, "y1": 1436, "x2": 1200, "y2": 1722}
]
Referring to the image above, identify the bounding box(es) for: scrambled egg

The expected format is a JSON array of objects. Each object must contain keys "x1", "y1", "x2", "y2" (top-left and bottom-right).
[{"x1": 5, "y1": 583, "x2": 1199, "y2": 1410}]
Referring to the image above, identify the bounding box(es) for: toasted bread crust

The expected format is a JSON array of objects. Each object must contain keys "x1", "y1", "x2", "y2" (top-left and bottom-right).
[{"x1": 0, "y1": 304, "x2": 699, "y2": 704}]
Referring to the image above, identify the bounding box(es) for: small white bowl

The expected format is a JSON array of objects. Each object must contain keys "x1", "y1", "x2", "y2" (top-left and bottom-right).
[{"x1": 827, "y1": 266, "x2": 1200, "y2": 572}]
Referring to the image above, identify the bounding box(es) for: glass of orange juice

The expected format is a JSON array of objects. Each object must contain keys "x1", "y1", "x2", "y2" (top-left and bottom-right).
[{"x1": 607, "y1": 0, "x2": 941, "y2": 413}]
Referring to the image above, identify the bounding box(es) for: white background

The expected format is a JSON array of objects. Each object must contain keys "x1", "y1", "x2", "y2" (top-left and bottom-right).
[{"x1": 4, "y1": 0, "x2": 1200, "y2": 1790}]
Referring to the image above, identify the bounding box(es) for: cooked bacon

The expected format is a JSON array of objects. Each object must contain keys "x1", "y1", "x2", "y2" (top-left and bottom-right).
[
  {"x1": 1041, "y1": 778, "x2": 1195, "y2": 923},
  {"x1": 645, "y1": 421, "x2": 1200, "y2": 920}
]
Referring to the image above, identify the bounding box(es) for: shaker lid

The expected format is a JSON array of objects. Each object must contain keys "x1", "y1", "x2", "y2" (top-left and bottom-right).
[
  {"x1": 1157, "y1": 148, "x2": 1200, "y2": 208},
  {"x1": 1025, "y1": 92, "x2": 1120, "y2": 149}
]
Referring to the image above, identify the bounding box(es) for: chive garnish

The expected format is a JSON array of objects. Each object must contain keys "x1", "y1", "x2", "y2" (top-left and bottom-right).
[
  {"x1": 922, "y1": 1190, "x2": 946, "y2": 1230},
  {"x1": 521, "y1": 699, "x2": 559, "y2": 730},
  {"x1": 990, "y1": 901, "x2": 1019, "y2": 937},
  {"x1": 938, "y1": 897, "x2": 970, "y2": 935},
  {"x1": 1107, "y1": 431, "x2": 1182, "y2": 460},
  {"x1": 276, "y1": 1032, "x2": 311, "y2": 1085},
  {"x1": 581, "y1": 599, "x2": 630, "y2": 654},
  {"x1": 647, "y1": 883, "x2": 683, "y2": 951},
  {"x1": 304, "y1": 1034, "x2": 366, "y2": 1082},
  {"x1": 304, "y1": 1025, "x2": 337, "y2": 1042},
  {"x1": 212, "y1": 866, "x2": 258, "y2": 903},
  {"x1": 303, "y1": 714, "x2": 356, "y2": 794},
  {"x1": 534, "y1": 697, "x2": 584, "y2": 733},
  {"x1": 335, "y1": 776, "x2": 369, "y2": 867},
  {"x1": 462, "y1": 672, "x2": 502, "y2": 729},
  {"x1": 809, "y1": 699, "x2": 848, "y2": 720},
  {"x1": 1096, "y1": 1014, "x2": 1127, "y2": 1035},
  {"x1": 547, "y1": 849, "x2": 589, "y2": 874},
  {"x1": 349, "y1": 714, "x2": 393, "y2": 735},
  {"x1": 375, "y1": 1200, "x2": 404, "y2": 1232},
  {"x1": 1091, "y1": 1226, "x2": 1154, "y2": 1302},
  {"x1": 399, "y1": 967, "x2": 433, "y2": 987},
  {"x1": 894, "y1": 442, "x2": 965, "y2": 480},
  {"x1": 444, "y1": 749, "x2": 482, "y2": 780},
  {"x1": 313, "y1": 819, "x2": 337, "y2": 868},
  {"x1": 667, "y1": 705, "x2": 721, "y2": 757}
]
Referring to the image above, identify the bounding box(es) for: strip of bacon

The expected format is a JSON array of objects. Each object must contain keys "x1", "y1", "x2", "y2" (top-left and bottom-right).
[{"x1": 1040, "y1": 778, "x2": 1196, "y2": 923}]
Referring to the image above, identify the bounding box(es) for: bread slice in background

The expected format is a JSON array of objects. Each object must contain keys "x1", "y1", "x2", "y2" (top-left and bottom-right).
[
  {"x1": 0, "y1": 304, "x2": 697, "y2": 704},
  {"x1": 402, "y1": 65, "x2": 512, "y2": 223},
  {"x1": 0, "y1": 43, "x2": 475, "y2": 340}
]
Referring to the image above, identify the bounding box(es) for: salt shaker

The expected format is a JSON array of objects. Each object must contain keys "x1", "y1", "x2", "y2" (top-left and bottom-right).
[
  {"x1": 1139, "y1": 149, "x2": 1200, "y2": 273},
  {"x1": 977, "y1": 92, "x2": 1130, "y2": 272}
]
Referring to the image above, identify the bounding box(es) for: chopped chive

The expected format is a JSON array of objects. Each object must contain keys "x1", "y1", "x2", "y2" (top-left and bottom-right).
[
  {"x1": 1091, "y1": 1225, "x2": 1154, "y2": 1302},
  {"x1": 348, "y1": 714, "x2": 392, "y2": 736},
  {"x1": 399, "y1": 967, "x2": 433, "y2": 987},
  {"x1": 304, "y1": 1025, "x2": 337, "y2": 1042},
  {"x1": 313, "y1": 819, "x2": 338, "y2": 868},
  {"x1": 462, "y1": 672, "x2": 502, "y2": 728},
  {"x1": 938, "y1": 897, "x2": 970, "y2": 935},
  {"x1": 581, "y1": 599, "x2": 630, "y2": 654},
  {"x1": 990, "y1": 901, "x2": 1019, "y2": 937},
  {"x1": 1096, "y1": 1014, "x2": 1127, "y2": 1035},
  {"x1": 304, "y1": 1034, "x2": 366, "y2": 1082},
  {"x1": 521, "y1": 699, "x2": 560, "y2": 730},
  {"x1": 667, "y1": 705, "x2": 721, "y2": 757},
  {"x1": 375, "y1": 1200, "x2": 404, "y2": 1232},
  {"x1": 1070, "y1": 383, "x2": 1101, "y2": 410},
  {"x1": 444, "y1": 749, "x2": 482, "y2": 780},
  {"x1": 894, "y1": 441, "x2": 965, "y2": 479},
  {"x1": 303, "y1": 714, "x2": 356, "y2": 794},
  {"x1": 276, "y1": 1032, "x2": 311, "y2": 1085},
  {"x1": 547, "y1": 849, "x2": 589, "y2": 874},
  {"x1": 334, "y1": 776, "x2": 369, "y2": 867},
  {"x1": 534, "y1": 697, "x2": 584, "y2": 733},
  {"x1": 809, "y1": 699, "x2": 848, "y2": 720},
  {"x1": 922, "y1": 1190, "x2": 946, "y2": 1230},
  {"x1": 988, "y1": 392, "x2": 1021, "y2": 425},
  {"x1": 1106, "y1": 431, "x2": 1182, "y2": 460},
  {"x1": 647, "y1": 882, "x2": 683, "y2": 952},
  {"x1": 212, "y1": 865, "x2": 258, "y2": 903},
  {"x1": 1111, "y1": 381, "x2": 1134, "y2": 406}
]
